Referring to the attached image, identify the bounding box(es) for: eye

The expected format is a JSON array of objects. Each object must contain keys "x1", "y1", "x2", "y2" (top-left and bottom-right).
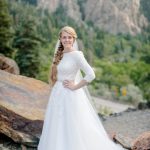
[
  {"x1": 62, "y1": 36, "x2": 67, "y2": 39},
  {"x1": 61, "y1": 35, "x2": 73, "y2": 40},
  {"x1": 68, "y1": 36, "x2": 73, "y2": 39}
]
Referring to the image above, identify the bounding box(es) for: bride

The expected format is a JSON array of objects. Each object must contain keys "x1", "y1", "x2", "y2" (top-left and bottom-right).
[{"x1": 38, "y1": 26, "x2": 123, "y2": 150}]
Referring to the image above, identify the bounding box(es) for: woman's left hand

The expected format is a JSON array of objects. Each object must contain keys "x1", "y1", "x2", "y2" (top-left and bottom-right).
[{"x1": 63, "y1": 80, "x2": 76, "y2": 90}]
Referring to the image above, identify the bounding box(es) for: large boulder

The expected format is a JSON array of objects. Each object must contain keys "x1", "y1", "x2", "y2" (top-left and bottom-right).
[
  {"x1": 0, "y1": 106, "x2": 43, "y2": 147},
  {"x1": 0, "y1": 70, "x2": 51, "y2": 147},
  {"x1": 0, "y1": 55, "x2": 20, "y2": 74},
  {"x1": 132, "y1": 132, "x2": 150, "y2": 150}
]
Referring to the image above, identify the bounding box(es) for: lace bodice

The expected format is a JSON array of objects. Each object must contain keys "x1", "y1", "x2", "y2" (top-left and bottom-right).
[{"x1": 57, "y1": 51, "x2": 95, "y2": 83}]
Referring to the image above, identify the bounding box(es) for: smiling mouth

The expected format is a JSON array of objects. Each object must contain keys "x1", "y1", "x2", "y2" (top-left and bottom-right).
[{"x1": 64, "y1": 43, "x2": 71, "y2": 44}]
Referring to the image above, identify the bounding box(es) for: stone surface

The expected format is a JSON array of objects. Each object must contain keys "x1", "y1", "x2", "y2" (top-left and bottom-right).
[
  {"x1": 0, "y1": 55, "x2": 20, "y2": 75},
  {"x1": 37, "y1": 0, "x2": 148, "y2": 35},
  {"x1": 38, "y1": 0, "x2": 82, "y2": 22},
  {"x1": 132, "y1": 132, "x2": 150, "y2": 150},
  {"x1": 0, "y1": 70, "x2": 51, "y2": 146},
  {"x1": 0, "y1": 70, "x2": 50, "y2": 120},
  {"x1": 0, "y1": 106, "x2": 42, "y2": 147},
  {"x1": 84, "y1": 0, "x2": 148, "y2": 35},
  {"x1": 102, "y1": 109, "x2": 150, "y2": 149}
]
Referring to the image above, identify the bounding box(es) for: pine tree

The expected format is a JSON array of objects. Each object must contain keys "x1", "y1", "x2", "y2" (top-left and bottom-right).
[
  {"x1": 13, "y1": 19, "x2": 42, "y2": 77},
  {"x1": 0, "y1": 0, "x2": 13, "y2": 56}
]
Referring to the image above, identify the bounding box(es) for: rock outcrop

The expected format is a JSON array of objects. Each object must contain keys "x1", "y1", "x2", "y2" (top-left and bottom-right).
[
  {"x1": 37, "y1": 0, "x2": 148, "y2": 35},
  {"x1": 0, "y1": 55, "x2": 20, "y2": 74},
  {"x1": 0, "y1": 70, "x2": 51, "y2": 146},
  {"x1": 38, "y1": 0, "x2": 82, "y2": 22},
  {"x1": 0, "y1": 106, "x2": 43, "y2": 147},
  {"x1": 84, "y1": 0, "x2": 148, "y2": 35},
  {"x1": 132, "y1": 132, "x2": 150, "y2": 150}
]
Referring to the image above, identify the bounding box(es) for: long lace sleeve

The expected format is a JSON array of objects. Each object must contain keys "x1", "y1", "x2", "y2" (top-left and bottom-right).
[{"x1": 75, "y1": 51, "x2": 95, "y2": 83}]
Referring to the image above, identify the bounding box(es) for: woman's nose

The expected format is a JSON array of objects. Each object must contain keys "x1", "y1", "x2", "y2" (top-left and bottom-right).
[{"x1": 65, "y1": 38, "x2": 70, "y2": 41}]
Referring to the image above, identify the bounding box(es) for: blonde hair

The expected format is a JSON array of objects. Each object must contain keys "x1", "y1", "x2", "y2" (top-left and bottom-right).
[
  {"x1": 59, "y1": 26, "x2": 77, "y2": 39},
  {"x1": 49, "y1": 26, "x2": 77, "y2": 87}
]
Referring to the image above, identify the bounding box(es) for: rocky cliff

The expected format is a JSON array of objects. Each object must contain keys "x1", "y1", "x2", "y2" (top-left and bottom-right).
[
  {"x1": 37, "y1": 0, "x2": 148, "y2": 35},
  {"x1": 38, "y1": 0, "x2": 82, "y2": 22}
]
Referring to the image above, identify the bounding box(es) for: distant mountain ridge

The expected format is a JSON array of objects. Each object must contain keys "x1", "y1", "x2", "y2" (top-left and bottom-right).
[{"x1": 16, "y1": 0, "x2": 149, "y2": 35}]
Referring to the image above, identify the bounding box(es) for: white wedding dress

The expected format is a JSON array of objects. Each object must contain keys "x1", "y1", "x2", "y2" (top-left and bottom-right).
[{"x1": 38, "y1": 51, "x2": 123, "y2": 150}]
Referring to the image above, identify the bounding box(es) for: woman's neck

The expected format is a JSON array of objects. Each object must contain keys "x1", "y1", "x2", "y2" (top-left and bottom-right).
[{"x1": 63, "y1": 48, "x2": 75, "y2": 53}]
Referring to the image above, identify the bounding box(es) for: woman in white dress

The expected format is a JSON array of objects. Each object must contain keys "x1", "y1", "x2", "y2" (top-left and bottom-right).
[{"x1": 38, "y1": 26, "x2": 123, "y2": 150}]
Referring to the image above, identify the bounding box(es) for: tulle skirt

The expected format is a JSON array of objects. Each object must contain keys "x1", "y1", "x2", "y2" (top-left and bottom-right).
[{"x1": 38, "y1": 80, "x2": 123, "y2": 150}]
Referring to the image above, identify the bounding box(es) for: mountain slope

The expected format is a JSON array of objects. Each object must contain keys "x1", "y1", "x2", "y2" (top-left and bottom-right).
[{"x1": 37, "y1": 0, "x2": 148, "y2": 35}]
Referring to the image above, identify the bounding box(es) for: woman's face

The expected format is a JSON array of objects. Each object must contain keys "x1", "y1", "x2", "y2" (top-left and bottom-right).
[{"x1": 60, "y1": 31, "x2": 74, "y2": 50}]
